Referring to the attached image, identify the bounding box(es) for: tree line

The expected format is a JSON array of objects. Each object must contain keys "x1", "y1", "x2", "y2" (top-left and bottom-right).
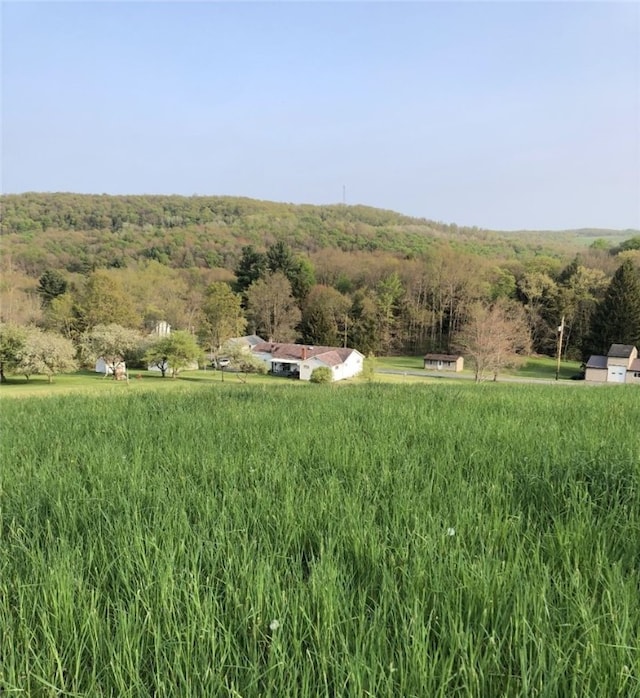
[{"x1": 2, "y1": 232, "x2": 639, "y2": 383}]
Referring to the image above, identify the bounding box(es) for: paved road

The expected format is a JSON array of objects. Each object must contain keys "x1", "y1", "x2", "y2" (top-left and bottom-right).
[{"x1": 375, "y1": 368, "x2": 583, "y2": 386}]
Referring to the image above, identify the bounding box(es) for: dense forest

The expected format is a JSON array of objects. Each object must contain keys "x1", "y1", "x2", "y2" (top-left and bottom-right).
[{"x1": 1, "y1": 193, "x2": 639, "y2": 364}]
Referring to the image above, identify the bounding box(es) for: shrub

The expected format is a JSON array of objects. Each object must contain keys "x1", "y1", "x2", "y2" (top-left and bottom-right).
[{"x1": 309, "y1": 366, "x2": 332, "y2": 383}]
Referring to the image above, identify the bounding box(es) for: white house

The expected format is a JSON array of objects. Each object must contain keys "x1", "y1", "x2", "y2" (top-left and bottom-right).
[
  {"x1": 251, "y1": 341, "x2": 364, "y2": 382},
  {"x1": 223, "y1": 335, "x2": 265, "y2": 353},
  {"x1": 206, "y1": 335, "x2": 265, "y2": 367},
  {"x1": 585, "y1": 344, "x2": 640, "y2": 384}
]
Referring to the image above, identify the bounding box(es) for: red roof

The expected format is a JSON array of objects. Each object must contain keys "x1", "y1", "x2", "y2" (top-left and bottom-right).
[{"x1": 253, "y1": 342, "x2": 354, "y2": 364}]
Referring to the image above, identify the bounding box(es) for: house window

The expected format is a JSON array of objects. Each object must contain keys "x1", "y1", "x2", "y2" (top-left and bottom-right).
[{"x1": 634, "y1": 372, "x2": 640, "y2": 378}]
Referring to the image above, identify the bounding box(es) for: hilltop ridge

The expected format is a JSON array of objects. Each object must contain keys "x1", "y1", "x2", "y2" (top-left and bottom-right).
[{"x1": 1, "y1": 192, "x2": 636, "y2": 276}]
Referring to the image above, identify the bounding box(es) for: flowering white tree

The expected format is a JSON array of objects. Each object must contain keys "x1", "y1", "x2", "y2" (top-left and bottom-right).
[
  {"x1": 81, "y1": 324, "x2": 143, "y2": 378},
  {"x1": 17, "y1": 328, "x2": 77, "y2": 382}
]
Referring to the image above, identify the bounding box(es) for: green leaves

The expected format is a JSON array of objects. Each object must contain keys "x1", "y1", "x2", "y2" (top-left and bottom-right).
[
  {"x1": 585, "y1": 259, "x2": 640, "y2": 357},
  {"x1": 199, "y1": 282, "x2": 246, "y2": 353},
  {"x1": 144, "y1": 331, "x2": 202, "y2": 378},
  {"x1": 37, "y1": 269, "x2": 68, "y2": 306},
  {"x1": 0, "y1": 323, "x2": 26, "y2": 382}
]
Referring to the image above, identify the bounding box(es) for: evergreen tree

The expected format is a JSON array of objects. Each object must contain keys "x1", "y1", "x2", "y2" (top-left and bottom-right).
[
  {"x1": 266, "y1": 241, "x2": 297, "y2": 276},
  {"x1": 234, "y1": 246, "x2": 267, "y2": 295},
  {"x1": 584, "y1": 259, "x2": 640, "y2": 357},
  {"x1": 267, "y1": 241, "x2": 315, "y2": 302},
  {"x1": 37, "y1": 269, "x2": 67, "y2": 306}
]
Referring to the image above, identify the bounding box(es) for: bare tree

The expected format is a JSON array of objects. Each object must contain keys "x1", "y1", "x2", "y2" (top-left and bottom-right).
[
  {"x1": 245, "y1": 272, "x2": 301, "y2": 342},
  {"x1": 455, "y1": 300, "x2": 531, "y2": 382}
]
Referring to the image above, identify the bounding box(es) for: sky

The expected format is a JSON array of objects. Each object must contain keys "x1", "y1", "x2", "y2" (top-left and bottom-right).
[{"x1": 2, "y1": 1, "x2": 639, "y2": 231}]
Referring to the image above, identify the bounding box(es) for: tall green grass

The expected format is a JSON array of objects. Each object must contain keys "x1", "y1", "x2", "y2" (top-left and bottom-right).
[{"x1": 1, "y1": 383, "x2": 639, "y2": 696}]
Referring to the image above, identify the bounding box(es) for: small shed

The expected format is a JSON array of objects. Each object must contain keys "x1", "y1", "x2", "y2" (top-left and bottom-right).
[
  {"x1": 95, "y1": 357, "x2": 127, "y2": 378},
  {"x1": 424, "y1": 353, "x2": 464, "y2": 372}
]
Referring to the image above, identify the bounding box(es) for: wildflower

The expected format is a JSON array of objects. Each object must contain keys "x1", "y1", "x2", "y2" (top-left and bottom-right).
[
  {"x1": 446, "y1": 527, "x2": 456, "y2": 537},
  {"x1": 269, "y1": 619, "x2": 280, "y2": 631}
]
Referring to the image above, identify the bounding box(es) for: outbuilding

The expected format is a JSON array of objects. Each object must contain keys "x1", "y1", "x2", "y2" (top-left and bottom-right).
[
  {"x1": 585, "y1": 344, "x2": 640, "y2": 384},
  {"x1": 423, "y1": 353, "x2": 464, "y2": 372}
]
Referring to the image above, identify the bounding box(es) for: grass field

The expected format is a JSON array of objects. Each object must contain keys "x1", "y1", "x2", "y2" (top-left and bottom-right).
[
  {"x1": 0, "y1": 368, "x2": 305, "y2": 399},
  {"x1": 0, "y1": 354, "x2": 582, "y2": 400},
  {"x1": 1, "y1": 381, "x2": 639, "y2": 696},
  {"x1": 375, "y1": 355, "x2": 582, "y2": 381}
]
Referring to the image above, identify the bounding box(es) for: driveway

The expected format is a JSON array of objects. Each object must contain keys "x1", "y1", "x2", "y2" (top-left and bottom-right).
[{"x1": 375, "y1": 368, "x2": 583, "y2": 385}]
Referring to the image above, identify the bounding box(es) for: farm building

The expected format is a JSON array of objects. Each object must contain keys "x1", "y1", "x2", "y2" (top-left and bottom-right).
[
  {"x1": 585, "y1": 344, "x2": 640, "y2": 384},
  {"x1": 95, "y1": 357, "x2": 127, "y2": 378},
  {"x1": 152, "y1": 320, "x2": 171, "y2": 337},
  {"x1": 251, "y1": 342, "x2": 364, "y2": 381},
  {"x1": 423, "y1": 353, "x2": 464, "y2": 372},
  {"x1": 224, "y1": 335, "x2": 265, "y2": 352},
  {"x1": 207, "y1": 335, "x2": 266, "y2": 367}
]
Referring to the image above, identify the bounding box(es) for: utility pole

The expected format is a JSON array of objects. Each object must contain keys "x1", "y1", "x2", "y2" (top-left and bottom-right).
[{"x1": 555, "y1": 315, "x2": 565, "y2": 381}]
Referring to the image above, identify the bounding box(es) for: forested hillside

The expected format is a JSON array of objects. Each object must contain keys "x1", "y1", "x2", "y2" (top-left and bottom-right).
[
  {"x1": 1, "y1": 193, "x2": 639, "y2": 366},
  {"x1": 2, "y1": 193, "x2": 636, "y2": 273}
]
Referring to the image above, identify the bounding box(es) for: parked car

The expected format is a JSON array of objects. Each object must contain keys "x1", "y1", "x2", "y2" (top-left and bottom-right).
[{"x1": 212, "y1": 357, "x2": 230, "y2": 369}]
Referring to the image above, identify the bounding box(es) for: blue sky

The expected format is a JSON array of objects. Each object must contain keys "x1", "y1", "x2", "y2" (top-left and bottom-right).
[{"x1": 2, "y1": 1, "x2": 639, "y2": 230}]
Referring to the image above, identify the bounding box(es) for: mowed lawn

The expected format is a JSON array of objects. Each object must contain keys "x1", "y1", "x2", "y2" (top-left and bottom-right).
[
  {"x1": 1, "y1": 382, "x2": 639, "y2": 697},
  {"x1": 376, "y1": 355, "x2": 583, "y2": 380}
]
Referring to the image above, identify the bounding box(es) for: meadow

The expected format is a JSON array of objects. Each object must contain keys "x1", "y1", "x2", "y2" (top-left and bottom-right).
[{"x1": 1, "y1": 381, "x2": 639, "y2": 697}]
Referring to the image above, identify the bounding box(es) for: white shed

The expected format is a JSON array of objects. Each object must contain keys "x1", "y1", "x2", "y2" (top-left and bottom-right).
[{"x1": 95, "y1": 357, "x2": 126, "y2": 376}]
